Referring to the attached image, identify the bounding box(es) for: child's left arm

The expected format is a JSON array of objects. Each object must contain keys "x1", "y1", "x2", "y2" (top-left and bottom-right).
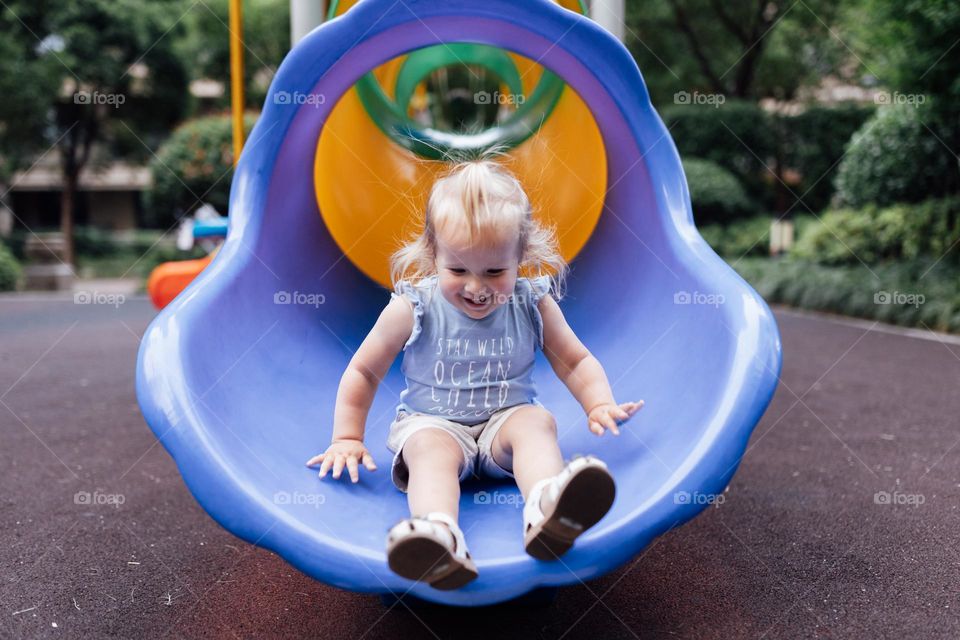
[{"x1": 539, "y1": 295, "x2": 644, "y2": 436}]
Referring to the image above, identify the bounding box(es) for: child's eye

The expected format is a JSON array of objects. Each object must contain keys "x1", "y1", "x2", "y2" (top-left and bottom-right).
[
  {"x1": 486, "y1": 269, "x2": 505, "y2": 276},
  {"x1": 448, "y1": 268, "x2": 466, "y2": 275}
]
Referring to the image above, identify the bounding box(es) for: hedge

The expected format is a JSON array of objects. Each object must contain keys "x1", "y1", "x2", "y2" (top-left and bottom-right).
[
  {"x1": 734, "y1": 257, "x2": 960, "y2": 333},
  {"x1": 665, "y1": 101, "x2": 875, "y2": 214},
  {"x1": 682, "y1": 157, "x2": 754, "y2": 224},
  {"x1": 791, "y1": 197, "x2": 960, "y2": 266},
  {"x1": 834, "y1": 104, "x2": 958, "y2": 208},
  {"x1": 0, "y1": 242, "x2": 21, "y2": 291}
]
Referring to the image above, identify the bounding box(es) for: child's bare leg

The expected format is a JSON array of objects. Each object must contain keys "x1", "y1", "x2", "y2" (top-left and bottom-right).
[
  {"x1": 402, "y1": 428, "x2": 465, "y2": 533},
  {"x1": 490, "y1": 406, "x2": 564, "y2": 499}
]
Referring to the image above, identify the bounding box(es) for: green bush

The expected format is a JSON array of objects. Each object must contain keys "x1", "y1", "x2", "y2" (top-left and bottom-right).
[
  {"x1": 834, "y1": 104, "x2": 957, "y2": 208},
  {"x1": 144, "y1": 113, "x2": 257, "y2": 228},
  {"x1": 778, "y1": 104, "x2": 875, "y2": 213},
  {"x1": 734, "y1": 257, "x2": 960, "y2": 333},
  {"x1": 700, "y1": 216, "x2": 772, "y2": 258},
  {"x1": 792, "y1": 197, "x2": 960, "y2": 265},
  {"x1": 683, "y1": 158, "x2": 754, "y2": 224},
  {"x1": 666, "y1": 101, "x2": 876, "y2": 213},
  {"x1": 663, "y1": 101, "x2": 776, "y2": 206},
  {"x1": 0, "y1": 242, "x2": 21, "y2": 291},
  {"x1": 75, "y1": 243, "x2": 206, "y2": 279}
]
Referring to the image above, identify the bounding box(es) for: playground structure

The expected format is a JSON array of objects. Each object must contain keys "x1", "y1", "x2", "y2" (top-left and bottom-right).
[{"x1": 136, "y1": 0, "x2": 782, "y2": 607}]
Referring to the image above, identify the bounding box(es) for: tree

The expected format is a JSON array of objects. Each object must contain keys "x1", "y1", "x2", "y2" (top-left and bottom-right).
[
  {"x1": 174, "y1": 0, "x2": 291, "y2": 111},
  {"x1": 0, "y1": 0, "x2": 190, "y2": 264},
  {"x1": 845, "y1": 0, "x2": 960, "y2": 195},
  {"x1": 624, "y1": 0, "x2": 849, "y2": 104},
  {"x1": 0, "y1": 10, "x2": 60, "y2": 184}
]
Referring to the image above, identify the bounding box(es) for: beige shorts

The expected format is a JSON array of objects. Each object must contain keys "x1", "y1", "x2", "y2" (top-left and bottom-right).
[{"x1": 385, "y1": 404, "x2": 534, "y2": 493}]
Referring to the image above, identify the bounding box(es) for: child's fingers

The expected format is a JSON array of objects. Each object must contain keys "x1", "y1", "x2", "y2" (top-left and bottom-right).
[
  {"x1": 305, "y1": 453, "x2": 324, "y2": 467},
  {"x1": 623, "y1": 400, "x2": 643, "y2": 415},
  {"x1": 588, "y1": 419, "x2": 603, "y2": 436},
  {"x1": 331, "y1": 454, "x2": 346, "y2": 479},
  {"x1": 600, "y1": 412, "x2": 620, "y2": 435},
  {"x1": 318, "y1": 455, "x2": 333, "y2": 478},
  {"x1": 362, "y1": 452, "x2": 377, "y2": 471},
  {"x1": 346, "y1": 455, "x2": 360, "y2": 483}
]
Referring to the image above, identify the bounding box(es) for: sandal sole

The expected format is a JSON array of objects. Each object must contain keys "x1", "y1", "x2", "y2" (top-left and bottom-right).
[
  {"x1": 387, "y1": 536, "x2": 478, "y2": 590},
  {"x1": 525, "y1": 465, "x2": 616, "y2": 561}
]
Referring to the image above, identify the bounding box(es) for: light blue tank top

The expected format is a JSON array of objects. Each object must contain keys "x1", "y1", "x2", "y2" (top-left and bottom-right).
[{"x1": 392, "y1": 274, "x2": 552, "y2": 425}]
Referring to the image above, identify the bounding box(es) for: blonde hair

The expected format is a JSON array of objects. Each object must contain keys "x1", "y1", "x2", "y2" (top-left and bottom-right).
[{"x1": 390, "y1": 158, "x2": 569, "y2": 299}]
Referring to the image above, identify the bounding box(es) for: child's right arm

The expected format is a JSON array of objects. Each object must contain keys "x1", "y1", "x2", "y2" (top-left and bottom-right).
[{"x1": 305, "y1": 295, "x2": 415, "y2": 483}]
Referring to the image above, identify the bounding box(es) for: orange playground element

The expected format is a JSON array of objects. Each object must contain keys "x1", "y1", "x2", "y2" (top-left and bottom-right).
[{"x1": 147, "y1": 253, "x2": 215, "y2": 310}]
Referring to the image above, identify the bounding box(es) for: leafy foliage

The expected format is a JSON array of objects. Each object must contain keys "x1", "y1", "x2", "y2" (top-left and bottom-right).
[
  {"x1": 682, "y1": 158, "x2": 754, "y2": 224},
  {"x1": 834, "y1": 105, "x2": 957, "y2": 208},
  {"x1": 0, "y1": 243, "x2": 21, "y2": 291},
  {"x1": 144, "y1": 113, "x2": 258, "y2": 227},
  {"x1": 735, "y1": 257, "x2": 960, "y2": 332},
  {"x1": 791, "y1": 197, "x2": 960, "y2": 265}
]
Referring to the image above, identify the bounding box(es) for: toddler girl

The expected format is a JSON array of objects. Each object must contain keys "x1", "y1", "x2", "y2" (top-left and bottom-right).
[{"x1": 306, "y1": 160, "x2": 642, "y2": 590}]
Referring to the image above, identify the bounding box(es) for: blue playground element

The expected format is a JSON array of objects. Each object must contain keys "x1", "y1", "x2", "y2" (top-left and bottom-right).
[
  {"x1": 192, "y1": 219, "x2": 228, "y2": 239},
  {"x1": 136, "y1": 0, "x2": 782, "y2": 606}
]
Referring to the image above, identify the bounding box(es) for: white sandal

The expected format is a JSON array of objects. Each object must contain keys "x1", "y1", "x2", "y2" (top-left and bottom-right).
[
  {"x1": 523, "y1": 454, "x2": 616, "y2": 560},
  {"x1": 386, "y1": 511, "x2": 478, "y2": 590}
]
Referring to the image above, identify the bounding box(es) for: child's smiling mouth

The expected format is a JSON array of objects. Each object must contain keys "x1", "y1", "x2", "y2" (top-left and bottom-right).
[{"x1": 461, "y1": 295, "x2": 491, "y2": 312}]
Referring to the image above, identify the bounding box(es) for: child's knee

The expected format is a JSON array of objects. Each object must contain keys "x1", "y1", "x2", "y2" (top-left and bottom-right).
[
  {"x1": 401, "y1": 428, "x2": 465, "y2": 469},
  {"x1": 500, "y1": 406, "x2": 557, "y2": 446}
]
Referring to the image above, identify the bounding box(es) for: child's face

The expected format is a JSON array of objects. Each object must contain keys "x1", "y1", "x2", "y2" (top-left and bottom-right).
[{"x1": 435, "y1": 227, "x2": 520, "y2": 319}]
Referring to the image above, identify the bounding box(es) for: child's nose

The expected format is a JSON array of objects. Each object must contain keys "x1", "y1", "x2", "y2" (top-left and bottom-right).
[{"x1": 465, "y1": 278, "x2": 486, "y2": 296}]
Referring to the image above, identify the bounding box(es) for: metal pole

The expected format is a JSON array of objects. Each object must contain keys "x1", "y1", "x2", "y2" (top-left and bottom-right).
[
  {"x1": 590, "y1": 0, "x2": 626, "y2": 43},
  {"x1": 229, "y1": 0, "x2": 245, "y2": 166},
  {"x1": 291, "y1": 0, "x2": 327, "y2": 46}
]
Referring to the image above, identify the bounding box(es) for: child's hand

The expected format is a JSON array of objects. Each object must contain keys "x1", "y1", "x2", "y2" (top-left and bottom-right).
[
  {"x1": 587, "y1": 400, "x2": 644, "y2": 436},
  {"x1": 305, "y1": 438, "x2": 377, "y2": 483}
]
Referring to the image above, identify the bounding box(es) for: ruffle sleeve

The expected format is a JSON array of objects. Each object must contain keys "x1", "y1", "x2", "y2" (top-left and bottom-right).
[
  {"x1": 525, "y1": 275, "x2": 553, "y2": 351},
  {"x1": 391, "y1": 280, "x2": 425, "y2": 351}
]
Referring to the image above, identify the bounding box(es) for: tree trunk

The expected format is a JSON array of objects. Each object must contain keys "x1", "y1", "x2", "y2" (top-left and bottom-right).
[{"x1": 59, "y1": 170, "x2": 77, "y2": 266}]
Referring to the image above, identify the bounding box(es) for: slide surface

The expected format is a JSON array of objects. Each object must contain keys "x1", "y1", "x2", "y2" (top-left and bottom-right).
[{"x1": 136, "y1": 0, "x2": 782, "y2": 606}]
